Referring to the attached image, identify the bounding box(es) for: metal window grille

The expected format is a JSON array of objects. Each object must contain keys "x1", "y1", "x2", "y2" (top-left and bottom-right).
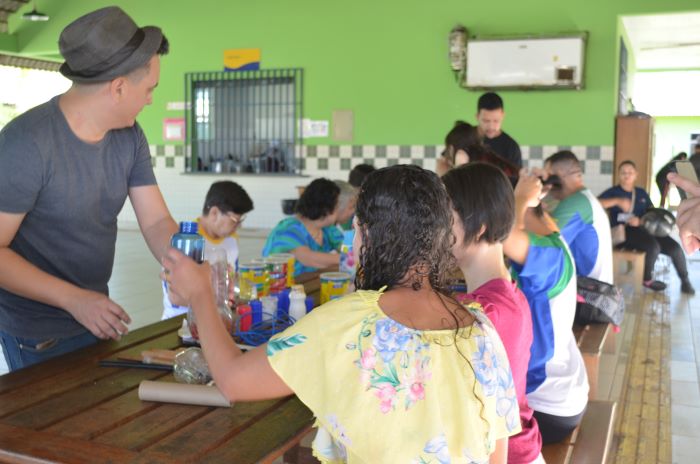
[{"x1": 185, "y1": 68, "x2": 303, "y2": 174}]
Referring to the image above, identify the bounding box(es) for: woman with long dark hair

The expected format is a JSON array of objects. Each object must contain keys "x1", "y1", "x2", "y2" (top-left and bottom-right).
[{"x1": 163, "y1": 165, "x2": 519, "y2": 463}]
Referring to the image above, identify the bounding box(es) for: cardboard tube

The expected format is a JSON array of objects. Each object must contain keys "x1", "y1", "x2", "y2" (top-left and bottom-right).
[{"x1": 138, "y1": 380, "x2": 231, "y2": 408}]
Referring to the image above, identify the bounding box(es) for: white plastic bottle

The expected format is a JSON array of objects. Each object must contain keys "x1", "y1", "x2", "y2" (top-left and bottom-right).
[{"x1": 289, "y1": 284, "x2": 307, "y2": 322}]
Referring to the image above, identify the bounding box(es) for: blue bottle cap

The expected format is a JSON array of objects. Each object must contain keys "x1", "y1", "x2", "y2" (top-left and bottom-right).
[{"x1": 179, "y1": 221, "x2": 199, "y2": 234}]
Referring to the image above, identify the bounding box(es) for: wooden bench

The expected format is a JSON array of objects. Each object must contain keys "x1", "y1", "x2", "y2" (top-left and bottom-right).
[
  {"x1": 613, "y1": 249, "x2": 645, "y2": 293},
  {"x1": 574, "y1": 322, "x2": 611, "y2": 400},
  {"x1": 542, "y1": 400, "x2": 617, "y2": 464}
]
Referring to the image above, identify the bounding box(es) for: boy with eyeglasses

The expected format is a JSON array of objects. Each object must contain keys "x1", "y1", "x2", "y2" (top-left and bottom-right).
[
  {"x1": 161, "y1": 181, "x2": 253, "y2": 319},
  {"x1": 542, "y1": 151, "x2": 613, "y2": 284}
]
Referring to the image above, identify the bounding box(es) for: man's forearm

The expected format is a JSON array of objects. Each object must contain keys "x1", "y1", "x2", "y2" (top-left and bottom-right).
[
  {"x1": 141, "y1": 216, "x2": 179, "y2": 263},
  {"x1": 0, "y1": 247, "x2": 83, "y2": 311}
]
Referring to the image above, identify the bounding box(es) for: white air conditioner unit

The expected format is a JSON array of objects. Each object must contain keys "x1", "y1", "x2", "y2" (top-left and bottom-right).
[{"x1": 465, "y1": 33, "x2": 587, "y2": 90}]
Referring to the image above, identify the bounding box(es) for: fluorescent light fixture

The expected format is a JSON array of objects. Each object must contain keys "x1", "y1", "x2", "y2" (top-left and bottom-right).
[{"x1": 22, "y1": 4, "x2": 49, "y2": 22}]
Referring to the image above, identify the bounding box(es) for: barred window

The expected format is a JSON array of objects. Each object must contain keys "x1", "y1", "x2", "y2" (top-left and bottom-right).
[{"x1": 185, "y1": 68, "x2": 303, "y2": 174}]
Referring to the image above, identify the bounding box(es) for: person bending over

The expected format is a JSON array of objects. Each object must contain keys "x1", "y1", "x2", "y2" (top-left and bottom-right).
[{"x1": 0, "y1": 7, "x2": 178, "y2": 370}]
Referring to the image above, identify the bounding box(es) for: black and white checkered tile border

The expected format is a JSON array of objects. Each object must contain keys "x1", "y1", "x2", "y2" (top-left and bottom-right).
[{"x1": 149, "y1": 144, "x2": 615, "y2": 176}]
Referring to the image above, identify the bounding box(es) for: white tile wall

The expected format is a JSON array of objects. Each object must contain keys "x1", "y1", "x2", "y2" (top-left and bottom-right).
[{"x1": 136, "y1": 144, "x2": 616, "y2": 229}]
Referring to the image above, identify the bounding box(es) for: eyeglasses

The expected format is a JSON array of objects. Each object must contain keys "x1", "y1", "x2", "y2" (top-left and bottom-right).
[{"x1": 226, "y1": 213, "x2": 246, "y2": 226}]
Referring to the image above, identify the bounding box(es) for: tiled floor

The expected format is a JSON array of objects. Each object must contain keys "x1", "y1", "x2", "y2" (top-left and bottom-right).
[
  {"x1": 2, "y1": 228, "x2": 700, "y2": 463},
  {"x1": 666, "y1": 254, "x2": 700, "y2": 464}
]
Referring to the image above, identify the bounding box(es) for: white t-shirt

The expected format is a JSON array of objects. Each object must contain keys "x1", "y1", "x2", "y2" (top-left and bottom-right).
[{"x1": 511, "y1": 232, "x2": 589, "y2": 417}]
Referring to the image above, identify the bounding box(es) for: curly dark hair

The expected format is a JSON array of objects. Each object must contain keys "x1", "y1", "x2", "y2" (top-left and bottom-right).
[
  {"x1": 354, "y1": 164, "x2": 455, "y2": 292},
  {"x1": 296, "y1": 178, "x2": 340, "y2": 220},
  {"x1": 356, "y1": 164, "x2": 491, "y2": 433},
  {"x1": 443, "y1": 163, "x2": 515, "y2": 245}
]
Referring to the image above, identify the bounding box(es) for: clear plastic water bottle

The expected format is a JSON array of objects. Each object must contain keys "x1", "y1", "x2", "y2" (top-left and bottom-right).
[
  {"x1": 171, "y1": 221, "x2": 205, "y2": 263},
  {"x1": 188, "y1": 247, "x2": 235, "y2": 339},
  {"x1": 289, "y1": 285, "x2": 306, "y2": 322}
]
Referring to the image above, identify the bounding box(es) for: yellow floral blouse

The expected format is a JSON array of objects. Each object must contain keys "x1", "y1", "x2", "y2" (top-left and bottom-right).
[{"x1": 266, "y1": 289, "x2": 520, "y2": 463}]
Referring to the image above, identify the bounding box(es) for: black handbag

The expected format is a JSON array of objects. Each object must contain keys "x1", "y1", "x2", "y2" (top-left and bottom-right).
[{"x1": 575, "y1": 276, "x2": 625, "y2": 326}]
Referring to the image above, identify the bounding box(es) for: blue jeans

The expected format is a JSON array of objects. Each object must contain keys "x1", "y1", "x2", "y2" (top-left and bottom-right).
[{"x1": 0, "y1": 330, "x2": 99, "y2": 372}]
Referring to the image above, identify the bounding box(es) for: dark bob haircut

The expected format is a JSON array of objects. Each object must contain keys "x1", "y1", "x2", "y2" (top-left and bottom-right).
[
  {"x1": 354, "y1": 164, "x2": 454, "y2": 292},
  {"x1": 296, "y1": 178, "x2": 340, "y2": 220},
  {"x1": 203, "y1": 181, "x2": 254, "y2": 216},
  {"x1": 443, "y1": 163, "x2": 515, "y2": 245}
]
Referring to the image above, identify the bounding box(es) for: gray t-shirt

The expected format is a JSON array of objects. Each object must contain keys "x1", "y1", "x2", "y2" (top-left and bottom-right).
[{"x1": 0, "y1": 96, "x2": 157, "y2": 339}]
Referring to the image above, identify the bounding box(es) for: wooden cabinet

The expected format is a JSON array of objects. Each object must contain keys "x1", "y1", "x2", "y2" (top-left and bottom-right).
[{"x1": 614, "y1": 116, "x2": 654, "y2": 190}]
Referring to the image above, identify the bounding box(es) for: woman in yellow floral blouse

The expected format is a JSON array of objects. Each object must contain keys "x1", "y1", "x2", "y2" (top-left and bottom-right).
[{"x1": 163, "y1": 165, "x2": 520, "y2": 463}]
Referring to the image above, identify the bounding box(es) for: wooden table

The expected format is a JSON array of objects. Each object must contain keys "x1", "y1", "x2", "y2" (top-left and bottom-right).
[{"x1": 0, "y1": 316, "x2": 318, "y2": 463}]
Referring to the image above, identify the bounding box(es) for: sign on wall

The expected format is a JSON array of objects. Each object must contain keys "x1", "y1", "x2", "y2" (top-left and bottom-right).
[
  {"x1": 224, "y1": 48, "x2": 261, "y2": 71},
  {"x1": 163, "y1": 118, "x2": 185, "y2": 141}
]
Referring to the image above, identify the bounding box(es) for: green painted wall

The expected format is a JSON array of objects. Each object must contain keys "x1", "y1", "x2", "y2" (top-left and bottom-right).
[
  {"x1": 2, "y1": 0, "x2": 699, "y2": 146},
  {"x1": 0, "y1": 33, "x2": 17, "y2": 52}
]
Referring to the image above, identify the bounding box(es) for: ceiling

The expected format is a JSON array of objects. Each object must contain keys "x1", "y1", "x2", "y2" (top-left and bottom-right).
[
  {"x1": 0, "y1": 0, "x2": 29, "y2": 34},
  {"x1": 622, "y1": 12, "x2": 700, "y2": 70}
]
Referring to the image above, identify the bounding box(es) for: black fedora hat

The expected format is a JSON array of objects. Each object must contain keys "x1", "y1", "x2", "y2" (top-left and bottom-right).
[{"x1": 58, "y1": 6, "x2": 163, "y2": 83}]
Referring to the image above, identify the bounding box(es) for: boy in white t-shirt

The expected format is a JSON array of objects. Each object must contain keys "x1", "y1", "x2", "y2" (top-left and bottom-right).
[{"x1": 162, "y1": 181, "x2": 254, "y2": 319}]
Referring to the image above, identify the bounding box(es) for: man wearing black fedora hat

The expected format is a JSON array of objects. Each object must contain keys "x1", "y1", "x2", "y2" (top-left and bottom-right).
[{"x1": 0, "y1": 7, "x2": 179, "y2": 371}]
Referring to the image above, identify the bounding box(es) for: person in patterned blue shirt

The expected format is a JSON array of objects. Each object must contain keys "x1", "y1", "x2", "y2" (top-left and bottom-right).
[{"x1": 262, "y1": 178, "x2": 343, "y2": 276}]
